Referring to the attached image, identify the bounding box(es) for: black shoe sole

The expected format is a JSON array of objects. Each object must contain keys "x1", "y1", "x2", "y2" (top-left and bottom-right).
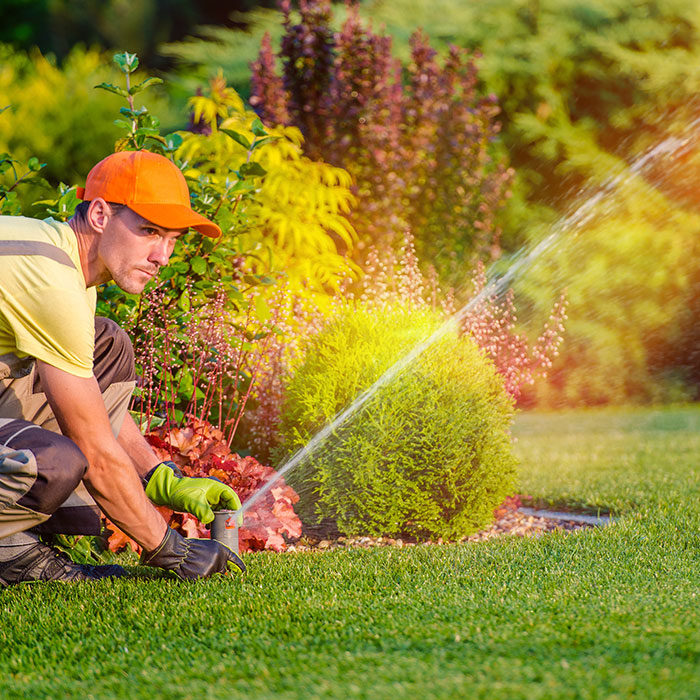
[{"x1": 0, "y1": 568, "x2": 127, "y2": 587}]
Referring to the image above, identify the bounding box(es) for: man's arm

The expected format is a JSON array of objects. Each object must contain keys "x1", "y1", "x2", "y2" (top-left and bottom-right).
[
  {"x1": 37, "y1": 360, "x2": 167, "y2": 551},
  {"x1": 117, "y1": 411, "x2": 160, "y2": 480}
]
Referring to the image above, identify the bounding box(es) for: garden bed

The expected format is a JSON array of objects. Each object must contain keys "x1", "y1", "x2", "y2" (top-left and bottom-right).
[{"x1": 285, "y1": 496, "x2": 609, "y2": 552}]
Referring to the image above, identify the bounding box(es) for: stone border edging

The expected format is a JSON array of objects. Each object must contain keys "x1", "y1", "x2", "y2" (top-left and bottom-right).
[{"x1": 518, "y1": 507, "x2": 612, "y2": 526}]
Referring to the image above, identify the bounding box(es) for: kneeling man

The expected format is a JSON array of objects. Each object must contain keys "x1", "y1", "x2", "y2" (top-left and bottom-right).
[{"x1": 0, "y1": 150, "x2": 244, "y2": 585}]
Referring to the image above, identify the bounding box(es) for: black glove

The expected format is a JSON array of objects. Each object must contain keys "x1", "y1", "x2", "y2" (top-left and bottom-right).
[{"x1": 140, "y1": 527, "x2": 246, "y2": 580}]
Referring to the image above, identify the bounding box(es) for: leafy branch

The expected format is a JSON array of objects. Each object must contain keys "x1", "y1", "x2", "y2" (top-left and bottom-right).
[
  {"x1": 0, "y1": 139, "x2": 48, "y2": 215},
  {"x1": 96, "y1": 52, "x2": 168, "y2": 152}
]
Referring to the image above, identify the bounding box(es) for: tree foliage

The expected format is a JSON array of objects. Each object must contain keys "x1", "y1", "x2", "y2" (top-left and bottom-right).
[
  {"x1": 0, "y1": 0, "x2": 277, "y2": 69},
  {"x1": 161, "y1": 8, "x2": 287, "y2": 98},
  {"x1": 160, "y1": 0, "x2": 700, "y2": 219},
  {"x1": 515, "y1": 177, "x2": 700, "y2": 407},
  {"x1": 354, "y1": 0, "x2": 700, "y2": 204}
]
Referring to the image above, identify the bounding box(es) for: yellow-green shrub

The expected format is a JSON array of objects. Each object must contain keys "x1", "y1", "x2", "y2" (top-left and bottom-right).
[
  {"x1": 517, "y1": 178, "x2": 700, "y2": 407},
  {"x1": 0, "y1": 44, "x2": 176, "y2": 198},
  {"x1": 276, "y1": 306, "x2": 518, "y2": 540},
  {"x1": 176, "y1": 76, "x2": 358, "y2": 295}
]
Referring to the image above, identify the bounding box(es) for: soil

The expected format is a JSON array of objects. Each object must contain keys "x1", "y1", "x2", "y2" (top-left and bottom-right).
[{"x1": 285, "y1": 496, "x2": 601, "y2": 552}]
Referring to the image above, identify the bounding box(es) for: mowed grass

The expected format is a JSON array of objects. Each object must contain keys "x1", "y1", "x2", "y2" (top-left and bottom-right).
[
  {"x1": 514, "y1": 403, "x2": 700, "y2": 514},
  {"x1": 1, "y1": 405, "x2": 700, "y2": 700}
]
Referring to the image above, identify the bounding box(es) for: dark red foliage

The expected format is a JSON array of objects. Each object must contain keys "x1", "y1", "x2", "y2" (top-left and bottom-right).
[{"x1": 250, "y1": 0, "x2": 514, "y2": 272}]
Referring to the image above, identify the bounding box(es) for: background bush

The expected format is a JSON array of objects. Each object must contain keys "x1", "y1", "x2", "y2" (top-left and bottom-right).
[
  {"x1": 249, "y1": 0, "x2": 513, "y2": 277},
  {"x1": 0, "y1": 0, "x2": 278, "y2": 69},
  {"x1": 276, "y1": 306, "x2": 518, "y2": 540},
  {"x1": 177, "y1": 75, "x2": 357, "y2": 295},
  {"x1": 0, "y1": 44, "x2": 178, "y2": 203},
  {"x1": 514, "y1": 161, "x2": 700, "y2": 407}
]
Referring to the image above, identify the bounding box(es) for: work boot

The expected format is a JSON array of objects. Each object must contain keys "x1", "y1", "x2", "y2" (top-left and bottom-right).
[{"x1": 0, "y1": 532, "x2": 126, "y2": 587}]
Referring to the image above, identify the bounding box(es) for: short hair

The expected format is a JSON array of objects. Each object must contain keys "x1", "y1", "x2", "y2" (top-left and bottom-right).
[{"x1": 72, "y1": 200, "x2": 129, "y2": 223}]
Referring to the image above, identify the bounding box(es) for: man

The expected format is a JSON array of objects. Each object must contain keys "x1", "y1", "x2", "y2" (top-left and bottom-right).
[{"x1": 0, "y1": 150, "x2": 245, "y2": 586}]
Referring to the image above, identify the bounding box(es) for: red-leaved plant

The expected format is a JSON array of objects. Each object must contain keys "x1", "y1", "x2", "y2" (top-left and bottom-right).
[{"x1": 104, "y1": 417, "x2": 301, "y2": 553}]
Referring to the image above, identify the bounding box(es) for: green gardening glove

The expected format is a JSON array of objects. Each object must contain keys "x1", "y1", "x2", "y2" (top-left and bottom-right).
[{"x1": 143, "y1": 461, "x2": 241, "y2": 525}]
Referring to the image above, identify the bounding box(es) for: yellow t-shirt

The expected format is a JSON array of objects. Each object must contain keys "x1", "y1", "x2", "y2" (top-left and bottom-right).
[{"x1": 0, "y1": 216, "x2": 96, "y2": 378}]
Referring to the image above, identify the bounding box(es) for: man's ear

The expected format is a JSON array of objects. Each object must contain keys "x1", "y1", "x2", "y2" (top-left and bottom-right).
[{"x1": 86, "y1": 198, "x2": 112, "y2": 234}]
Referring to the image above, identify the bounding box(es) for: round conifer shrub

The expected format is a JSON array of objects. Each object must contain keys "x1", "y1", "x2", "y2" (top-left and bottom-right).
[{"x1": 276, "y1": 306, "x2": 518, "y2": 540}]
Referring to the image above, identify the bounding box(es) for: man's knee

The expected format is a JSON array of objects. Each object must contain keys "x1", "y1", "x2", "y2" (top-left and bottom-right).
[
  {"x1": 0, "y1": 422, "x2": 88, "y2": 516},
  {"x1": 93, "y1": 317, "x2": 136, "y2": 391}
]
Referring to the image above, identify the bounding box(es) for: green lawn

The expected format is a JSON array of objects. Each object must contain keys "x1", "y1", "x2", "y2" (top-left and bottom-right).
[
  {"x1": 1, "y1": 405, "x2": 699, "y2": 700},
  {"x1": 514, "y1": 403, "x2": 700, "y2": 514}
]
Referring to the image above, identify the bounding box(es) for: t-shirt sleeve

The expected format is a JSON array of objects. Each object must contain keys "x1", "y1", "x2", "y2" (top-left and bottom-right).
[{"x1": 4, "y1": 287, "x2": 95, "y2": 378}]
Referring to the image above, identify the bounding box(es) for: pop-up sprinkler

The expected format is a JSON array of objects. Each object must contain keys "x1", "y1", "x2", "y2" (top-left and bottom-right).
[{"x1": 211, "y1": 509, "x2": 241, "y2": 554}]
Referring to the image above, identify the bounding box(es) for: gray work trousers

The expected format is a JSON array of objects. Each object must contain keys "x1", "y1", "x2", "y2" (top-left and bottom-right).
[{"x1": 0, "y1": 317, "x2": 136, "y2": 539}]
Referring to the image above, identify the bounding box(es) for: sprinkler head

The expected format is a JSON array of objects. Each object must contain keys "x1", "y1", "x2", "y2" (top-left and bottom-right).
[{"x1": 210, "y1": 509, "x2": 240, "y2": 554}]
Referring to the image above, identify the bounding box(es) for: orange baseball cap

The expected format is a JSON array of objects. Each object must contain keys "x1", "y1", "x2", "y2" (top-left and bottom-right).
[{"x1": 76, "y1": 150, "x2": 221, "y2": 238}]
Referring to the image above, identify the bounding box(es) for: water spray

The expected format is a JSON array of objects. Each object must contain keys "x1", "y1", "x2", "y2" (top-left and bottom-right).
[{"x1": 230, "y1": 115, "x2": 700, "y2": 532}]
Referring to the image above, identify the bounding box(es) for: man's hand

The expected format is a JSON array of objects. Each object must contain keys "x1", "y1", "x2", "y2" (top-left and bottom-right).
[
  {"x1": 144, "y1": 461, "x2": 242, "y2": 524},
  {"x1": 140, "y1": 527, "x2": 245, "y2": 579}
]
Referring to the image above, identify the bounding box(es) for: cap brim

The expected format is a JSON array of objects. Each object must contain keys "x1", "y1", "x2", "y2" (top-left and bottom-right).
[{"x1": 128, "y1": 202, "x2": 222, "y2": 238}]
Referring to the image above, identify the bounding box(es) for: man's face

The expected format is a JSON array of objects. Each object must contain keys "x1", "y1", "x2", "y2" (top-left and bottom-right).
[{"x1": 98, "y1": 207, "x2": 185, "y2": 294}]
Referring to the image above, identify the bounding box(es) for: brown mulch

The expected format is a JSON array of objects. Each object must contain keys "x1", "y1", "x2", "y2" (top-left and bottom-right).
[{"x1": 285, "y1": 496, "x2": 597, "y2": 552}]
